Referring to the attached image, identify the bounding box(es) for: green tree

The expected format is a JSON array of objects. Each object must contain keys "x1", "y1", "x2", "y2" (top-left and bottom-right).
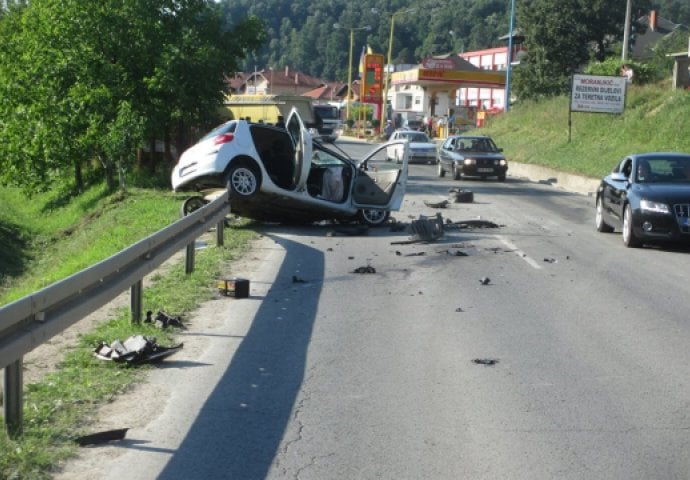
[{"x1": 0, "y1": 0, "x2": 265, "y2": 193}]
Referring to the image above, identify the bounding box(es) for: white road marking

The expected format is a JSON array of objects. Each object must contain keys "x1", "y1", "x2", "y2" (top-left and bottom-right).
[{"x1": 496, "y1": 235, "x2": 542, "y2": 269}]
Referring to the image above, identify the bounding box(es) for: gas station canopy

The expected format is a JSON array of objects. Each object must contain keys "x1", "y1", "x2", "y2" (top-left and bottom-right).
[{"x1": 390, "y1": 54, "x2": 506, "y2": 89}]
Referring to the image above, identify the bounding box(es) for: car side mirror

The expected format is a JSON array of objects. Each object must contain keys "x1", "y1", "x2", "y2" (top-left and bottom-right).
[{"x1": 610, "y1": 172, "x2": 628, "y2": 182}]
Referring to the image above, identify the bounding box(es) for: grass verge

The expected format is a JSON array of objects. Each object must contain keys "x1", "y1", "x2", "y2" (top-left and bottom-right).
[
  {"x1": 480, "y1": 83, "x2": 690, "y2": 179},
  {"x1": 0, "y1": 184, "x2": 257, "y2": 479}
]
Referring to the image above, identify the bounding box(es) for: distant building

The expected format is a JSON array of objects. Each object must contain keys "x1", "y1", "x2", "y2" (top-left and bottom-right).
[
  {"x1": 632, "y1": 11, "x2": 688, "y2": 61},
  {"x1": 229, "y1": 67, "x2": 325, "y2": 96},
  {"x1": 457, "y1": 32, "x2": 525, "y2": 111}
]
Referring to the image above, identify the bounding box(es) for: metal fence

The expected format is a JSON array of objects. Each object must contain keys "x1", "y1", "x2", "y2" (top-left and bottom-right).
[{"x1": 0, "y1": 191, "x2": 229, "y2": 435}]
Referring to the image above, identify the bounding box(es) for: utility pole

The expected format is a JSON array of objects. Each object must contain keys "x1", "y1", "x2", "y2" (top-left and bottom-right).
[{"x1": 622, "y1": 0, "x2": 632, "y2": 61}]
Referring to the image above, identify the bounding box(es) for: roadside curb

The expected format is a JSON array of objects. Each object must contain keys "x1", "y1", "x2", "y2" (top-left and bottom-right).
[{"x1": 508, "y1": 162, "x2": 600, "y2": 197}]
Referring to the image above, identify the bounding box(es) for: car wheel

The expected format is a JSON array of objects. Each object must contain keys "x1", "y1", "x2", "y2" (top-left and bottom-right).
[
  {"x1": 227, "y1": 164, "x2": 259, "y2": 197},
  {"x1": 595, "y1": 197, "x2": 614, "y2": 233},
  {"x1": 180, "y1": 196, "x2": 206, "y2": 217},
  {"x1": 437, "y1": 161, "x2": 445, "y2": 178},
  {"x1": 453, "y1": 166, "x2": 461, "y2": 180},
  {"x1": 497, "y1": 173, "x2": 506, "y2": 182},
  {"x1": 622, "y1": 204, "x2": 641, "y2": 247},
  {"x1": 357, "y1": 209, "x2": 390, "y2": 226}
]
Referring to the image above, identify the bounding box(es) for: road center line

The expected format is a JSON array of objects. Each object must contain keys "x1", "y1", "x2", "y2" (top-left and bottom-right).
[{"x1": 495, "y1": 235, "x2": 542, "y2": 269}]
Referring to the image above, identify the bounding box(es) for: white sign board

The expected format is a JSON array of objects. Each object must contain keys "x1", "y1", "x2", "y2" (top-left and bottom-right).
[{"x1": 570, "y1": 74, "x2": 626, "y2": 114}]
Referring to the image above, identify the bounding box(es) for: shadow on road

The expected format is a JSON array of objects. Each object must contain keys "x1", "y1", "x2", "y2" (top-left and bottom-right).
[{"x1": 156, "y1": 233, "x2": 323, "y2": 479}]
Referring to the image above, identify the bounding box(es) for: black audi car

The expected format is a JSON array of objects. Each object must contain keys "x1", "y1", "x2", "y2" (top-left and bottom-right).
[{"x1": 595, "y1": 152, "x2": 690, "y2": 247}]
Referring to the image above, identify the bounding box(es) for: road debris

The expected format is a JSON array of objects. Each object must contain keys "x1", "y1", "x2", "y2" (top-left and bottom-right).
[
  {"x1": 479, "y1": 277, "x2": 491, "y2": 285},
  {"x1": 153, "y1": 310, "x2": 187, "y2": 329},
  {"x1": 94, "y1": 335, "x2": 183, "y2": 364},
  {"x1": 472, "y1": 358, "x2": 499, "y2": 366},
  {"x1": 75, "y1": 428, "x2": 129, "y2": 446},
  {"x1": 444, "y1": 219, "x2": 501, "y2": 230},
  {"x1": 391, "y1": 213, "x2": 445, "y2": 244},
  {"x1": 449, "y1": 188, "x2": 474, "y2": 203},
  {"x1": 543, "y1": 257, "x2": 557, "y2": 263},
  {"x1": 292, "y1": 275, "x2": 306, "y2": 283},
  {"x1": 352, "y1": 265, "x2": 376, "y2": 274},
  {"x1": 445, "y1": 249, "x2": 468, "y2": 256},
  {"x1": 424, "y1": 199, "x2": 449, "y2": 209}
]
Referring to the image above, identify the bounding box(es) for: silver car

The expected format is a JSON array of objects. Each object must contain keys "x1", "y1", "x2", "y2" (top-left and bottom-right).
[
  {"x1": 386, "y1": 130, "x2": 437, "y2": 164},
  {"x1": 172, "y1": 109, "x2": 409, "y2": 226}
]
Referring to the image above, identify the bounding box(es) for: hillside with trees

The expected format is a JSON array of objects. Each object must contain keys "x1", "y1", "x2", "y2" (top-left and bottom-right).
[
  {"x1": 0, "y1": 0, "x2": 688, "y2": 197},
  {"x1": 222, "y1": 0, "x2": 690, "y2": 82}
]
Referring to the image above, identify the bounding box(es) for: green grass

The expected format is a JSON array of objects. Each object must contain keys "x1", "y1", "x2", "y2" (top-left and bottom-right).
[
  {"x1": 480, "y1": 83, "x2": 690, "y2": 179},
  {"x1": 0, "y1": 182, "x2": 258, "y2": 479}
]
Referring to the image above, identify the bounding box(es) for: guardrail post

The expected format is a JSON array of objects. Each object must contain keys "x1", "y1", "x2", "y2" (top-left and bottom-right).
[
  {"x1": 185, "y1": 242, "x2": 195, "y2": 274},
  {"x1": 4, "y1": 358, "x2": 23, "y2": 437},
  {"x1": 216, "y1": 218, "x2": 225, "y2": 246},
  {"x1": 131, "y1": 280, "x2": 143, "y2": 324}
]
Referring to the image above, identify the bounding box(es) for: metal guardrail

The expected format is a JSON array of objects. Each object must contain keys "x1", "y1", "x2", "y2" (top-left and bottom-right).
[{"x1": 0, "y1": 190, "x2": 230, "y2": 435}]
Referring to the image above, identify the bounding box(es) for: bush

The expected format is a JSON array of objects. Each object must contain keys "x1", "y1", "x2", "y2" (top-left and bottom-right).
[{"x1": 585, "y1": 57, "x2": 656, "y2": 85}]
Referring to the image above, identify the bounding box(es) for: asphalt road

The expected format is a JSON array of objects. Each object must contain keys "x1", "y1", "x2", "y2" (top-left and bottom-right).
[{"x1": 57, "y1": 150, "x2": 690, "y2": 479}]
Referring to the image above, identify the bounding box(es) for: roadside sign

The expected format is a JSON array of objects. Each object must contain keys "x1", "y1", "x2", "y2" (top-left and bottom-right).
[{"x1": 570, "y1": 74, "x2": 627, "y2": 114}]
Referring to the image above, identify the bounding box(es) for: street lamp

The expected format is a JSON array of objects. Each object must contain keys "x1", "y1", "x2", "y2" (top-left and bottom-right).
[
  {"x1": 381, "y1": 8, "x2": 417, "y2": 130},
  {"x1": 334, "y1": 23, "x2": 371, "y2": 125}
]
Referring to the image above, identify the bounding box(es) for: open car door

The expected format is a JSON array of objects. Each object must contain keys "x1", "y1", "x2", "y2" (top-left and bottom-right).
[
  {"x1": 286, "y1": 107, "x2": 313, "y2": 191},
  {"x1": 351, "y1": 140, "x2": 409, "y2": 211}
]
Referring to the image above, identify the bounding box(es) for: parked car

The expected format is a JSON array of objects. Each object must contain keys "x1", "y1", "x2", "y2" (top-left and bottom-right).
[
  {"x1": 595, "y1": 152, "x2": 690, "y2": 247},
  {"x1": 171, "y1": 109, "x2": 409, "y2": 226},
  {"x1": 437, "y1": 135, "x2": 507, "y2": 181},
  {"x1": 386, "y1": 130, "x2": 437, "y2": 164}
]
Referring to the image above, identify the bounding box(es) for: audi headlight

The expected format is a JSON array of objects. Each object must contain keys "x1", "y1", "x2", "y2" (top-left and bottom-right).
[
  {"x1": 640, "y1": 199, "x2": 670, "y2": 214},
  {"x1": 464, "y1": 158, "x2": 476, "y2": 165}
]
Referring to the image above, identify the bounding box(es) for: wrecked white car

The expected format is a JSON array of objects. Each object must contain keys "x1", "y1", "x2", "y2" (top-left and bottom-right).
[{"x1": 172, "y1": 109, "x2": 409, "y2": 226}]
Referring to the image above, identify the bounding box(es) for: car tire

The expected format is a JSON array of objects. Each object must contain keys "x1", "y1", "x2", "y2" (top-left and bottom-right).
[
  {"x1": 437, "y1": 161, "x2": 446, "y2": 178},
  {"x1": 453, "y1": 166, "x2": 461, "y2": 180},
  {"x1": 622, "y1": 204, "x2": 641, "y2": 247},
  {"x1": 180, "y1": 196, "x2": 207, "y2": 217},
  {"x1": 226, "y1": 164, "x2": 259, "y2": 198},
  {"x1": 357, "y1": 209, "x2": 390, "y2": 226},
  {"x1": 497, "y1": 173, "x2": 506, "y2": 182},
  {"x1": 595, "y1": 197, "x2": 614, "y2": 233}
]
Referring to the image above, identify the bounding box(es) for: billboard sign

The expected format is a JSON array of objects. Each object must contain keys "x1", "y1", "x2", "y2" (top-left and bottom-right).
[
  {"x1": 361, "y1": 54, "x2": 385, "y2": 103},
  {"x1": 571, "y1": 74, "x2": 626, "y2": 114}
]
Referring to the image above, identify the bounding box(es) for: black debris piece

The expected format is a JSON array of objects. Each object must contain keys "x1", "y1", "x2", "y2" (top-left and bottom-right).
[
  {"x1": 543, "y1": 257, "x2": 556, "y2": 263},
  {"x1": 75, "y1": 428, "x2": 129, "y2": 446},
  {"x1": 455, "y1": 307, "x2": 464, "y2": 312},
  {"x1": 395, "y1": 251, "x2": 402, "y2": 256},
  {"x1": 144, "y1": 310, "x2": 153, "y2": 323},
  {"x1": 449, "y1": 188, "x2": 474, "y2": 203},
  {"x1": 445, "y1": 219, "x2": 501, "y2": 230},
  {"x1": 389, "y1": 222, "x2": 407, "y2": 232},
  {"x1": 472, "y1": 358, "x2": 499, "y2": 366},
  {"x1": 446, "y1": 249, "x2": 468, "y2": 256},
  {"x1": 155, "y1": 311, "x2": 186, "y2": 329},
  {"x1": 352, "y1": 265, "x2": 376, "y2": 274},
  {"x1": 479, "y1": 277, "x2": 491, "y2": 285},
  {"x1": 292, "y1": 275, "x2": 306, "y2": 283},
  {"x1": 410, "y1": 213, "x2": 444, "y2": 242},
  {"x1": 424, "y1": 199, "x2": 449, "y2": 209},
  {"x1": 94, "y1": 335, "x2": 183, "y2": 364},
  {"x1": 405, "y1": 251, "x2": 426, "y2": 257}
]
